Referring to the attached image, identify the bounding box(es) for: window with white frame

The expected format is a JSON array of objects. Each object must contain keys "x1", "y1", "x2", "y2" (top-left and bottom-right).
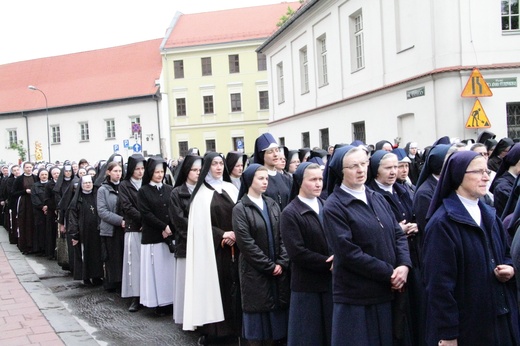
[
  {"x1": 230, "y1": 93, "x2": 242, "y2": 112},
  {"x1": 320, "y1": 128, "x2": 329, "y2": 149},
  {"x1": 203, "y1": 95, "x2": 214, "y2": 114},
  {"x1": 51, "y1": 125, "x2": 61, "y2": 144},
  {"x1": 317, "y1": 35, "x2": 328, "y2": 86},
  {"x1": 502, "y1": 0, "x2": 519, "y2": 31},
  {"x1": 176, "y1": 98, "x2": 187, "y2": 116},
  {"x1": 7, "y1": 129, "x2": 17, "y2": 146},
  {"x1": 174, "y1": 60, "x2": 184, "y2": 78},
  {"x1": 201, "y1": 57, "x2": 212, "y2": 76},
  {"x1": 206, "y1": 139, "x2": 216, "y2": 152},
  {"x1": 259, "y1": 91, "x2": 269, "y2": 110},
  {"x1": 80, "y1": 122, "x2": 90, "y2": 141},
  {"x1": 105, "y1": 119, "x2": 116, "y2": 139},
  {"x1": 300, "y1": 46, "x2": 309, "y2": 93},
  {"x1": 277, "y1": 62, "x2": 285, "y2": 104},
  {"x1": 351, "y1": 11, "x2": 365, "y2": 71},
  {"x1": 229, "y1": 54, "x2": 240, "y2": 73},
  {"x1": 178, "y1": 141, "x2": 189, "y2": 158},
  {"x1": 302, "y1": 132, "x2": 310, "y2": 148},
  {"x1": 353, "y1": 121, "x2": 366, "y2": 143},
  {"x1": 257, "y1": 53, "x2": 267, "y2": 71}
]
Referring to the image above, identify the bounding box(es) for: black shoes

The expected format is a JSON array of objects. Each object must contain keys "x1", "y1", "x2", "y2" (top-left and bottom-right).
[{"x1": 128, "y1": 297, "x2": 140, "y2": 312}]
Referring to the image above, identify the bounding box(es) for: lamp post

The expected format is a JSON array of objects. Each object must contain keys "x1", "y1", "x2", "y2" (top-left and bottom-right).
[{"x1": 28, "y1": 85, "x2": 51, "y2": 163}]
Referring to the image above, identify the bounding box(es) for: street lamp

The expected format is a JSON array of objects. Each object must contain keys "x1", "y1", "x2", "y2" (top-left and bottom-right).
[{"x1": 28, "y1": 85, "x2": 51, "y2": 163}]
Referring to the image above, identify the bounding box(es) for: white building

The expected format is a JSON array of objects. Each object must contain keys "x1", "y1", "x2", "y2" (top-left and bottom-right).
[
  {"x1": 258, "y1": 0, "x2": 520, "y2": 150},
  {"x1": 0, "y1": 39, "x2": 168, "y2": 165}
]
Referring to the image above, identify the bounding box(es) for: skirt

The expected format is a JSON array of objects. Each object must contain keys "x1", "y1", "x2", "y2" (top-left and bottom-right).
[
  {"x1": 121, "y1": 232, "x2": 142, "y2": 298},
  {"x1": 243, "y1": 309, "x2": 288, "y2": 341},
  {"x1": 173, "y1": 258, "x2": 186, "y2": 323},
  {"x1": 331, "y1": 302, "x2": 392, "y2": 346},
  {"x1": 287, "y1": 291, "x2": 333, "y2": 346},
  {"x1": 139, "y1": 243, "x2": 175, "y2": 307}
]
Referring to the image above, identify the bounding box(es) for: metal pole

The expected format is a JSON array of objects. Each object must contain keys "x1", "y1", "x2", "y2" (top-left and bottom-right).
[{"x1": 28, "y1": 86, "x2": 51, "y2": 162}]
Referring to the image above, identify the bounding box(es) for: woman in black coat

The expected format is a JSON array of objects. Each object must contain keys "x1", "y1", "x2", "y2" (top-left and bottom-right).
[
  {"x1": 30, "y1": 168, "x2": 49, "y2": 256},
  {"x1": 12, "y1": 162, "x2": 37, "y2": 254},
  {"x1": 232, "y1": 164, "x2": 290, "y2": 345},
  {"x1": 280, "y1": 162, "x2": 332, "y2": 346}
]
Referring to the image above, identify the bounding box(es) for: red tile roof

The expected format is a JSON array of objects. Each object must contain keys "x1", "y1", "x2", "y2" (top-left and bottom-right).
[
  {"x1": 0, "y1": 39, "x2": 163, "y2": 114},
  {"x1": 164, "y1": 2, "x2": 302, "y2": 49}
]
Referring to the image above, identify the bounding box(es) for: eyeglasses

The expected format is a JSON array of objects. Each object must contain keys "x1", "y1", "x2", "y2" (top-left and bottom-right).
[
  {"x1": 343, "y1": 161, "x2": 369, "y2": 170},
  {"x1": 465, "y1": 169, "x2": 491, "y2": 176}
]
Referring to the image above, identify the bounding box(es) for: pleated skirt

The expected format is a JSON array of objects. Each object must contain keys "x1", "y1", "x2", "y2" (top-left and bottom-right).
[
  {"x1": 173, "y1": 258, "x2": 186, "y2": 324},
  {"x1": 121, "y1": 232, "x2": 142, "y2": 298},
  {"x1": 139, "y1": 243, "x2": 175, "y2": 307}
]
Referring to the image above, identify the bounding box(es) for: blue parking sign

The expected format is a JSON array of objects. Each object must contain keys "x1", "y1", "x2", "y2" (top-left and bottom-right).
[
  {"x1": 113, "y1": 144, "x2": 119, "y2": 152},
  {"x1": 123, "y1": 139, "x2": 129, "y2": 148}
]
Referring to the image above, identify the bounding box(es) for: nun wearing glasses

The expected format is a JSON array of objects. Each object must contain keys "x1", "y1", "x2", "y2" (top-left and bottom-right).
[{"x1": 422, "y1": 151, "x2": 519, "y2": 346}]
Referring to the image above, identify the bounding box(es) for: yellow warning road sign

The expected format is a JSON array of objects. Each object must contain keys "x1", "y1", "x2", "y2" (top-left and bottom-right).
[
  {"x1": 465, "y1": 99, "x2": 491, "y2": 129},
  {"x1": 461, "y1": 68, "x2": 493, "y2": 97}
]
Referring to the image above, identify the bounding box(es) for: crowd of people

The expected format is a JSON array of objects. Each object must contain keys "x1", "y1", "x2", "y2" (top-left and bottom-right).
[{"x1": 1, "y1": 130, "x2": 520, "y2": 346}]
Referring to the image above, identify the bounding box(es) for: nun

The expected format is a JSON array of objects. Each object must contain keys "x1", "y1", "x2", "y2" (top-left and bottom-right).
[
  {"x1": 253, "y1": 133, "x2": 292, "y2": 211},
  {"x1": 323, "y1": 145, "x2": 411, "y2": 346},
  {"x1": 226, "y1": 151, "x2": 247, "y2": 191},
  {"x1": 137, "y1": 157, "x2": 175, "y2": 315},
  {"x1": 30, "y1": 168, "x2": 49, "y2": 256},
  {"x1": 12, "y1": 161, "x2": 37, "y2": 254},
  {"x1": 280, "y1": 162, "x2": 333, "y2": 346},
  {"x1": 490, "y1": 144, "x2": 520, "y2": 218},
  {"x1": 488, "y1": 137, "x2": 514, "y2": 172},
  {"x1": 183, "y1": 152, "x2": 240, "y2": 344},
  {"x1": 118, "y1": 154, "x2": 146, "y2": 312},
  {"x1": 67, "y1": 175, "x2": 103, "y2": 286},
  {"x1": 169, "y1": 154, "x2": 202, "y2": 324},
  {"x1": 422, "y1": 151, "x2": 520, "y2": 345},
  {"x1": 285, "y1": 149, "x2": 300, "y2": 175},
  {"x1": 233, "y1": 164, "x2": 290, "y2": 345},
  {"x1": 44, "y1": 166, "x2": 61, "y2": 259}
]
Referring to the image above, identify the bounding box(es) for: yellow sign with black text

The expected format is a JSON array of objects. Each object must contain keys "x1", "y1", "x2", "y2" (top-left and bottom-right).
[
  {"x1": 465, "y1": 99, "x2": 491, "y2": 129},
  {"x1": 461, "y1": 68, "x2": 493, "y2": 97}
]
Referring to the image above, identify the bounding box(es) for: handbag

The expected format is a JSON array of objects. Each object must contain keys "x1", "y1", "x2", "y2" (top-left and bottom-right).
[
  {"x1": 165, "y1": 235, "x2": 176, "y2": 254},
  {"x1": 56, "y1": 231, "x2": 69, "y2": 268}
]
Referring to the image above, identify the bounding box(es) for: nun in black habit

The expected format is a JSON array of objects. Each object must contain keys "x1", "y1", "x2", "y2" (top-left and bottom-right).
[
  {"x1": 67, "y1": 175, "x2": 103, "y2": 285},
  {"x1": 488, "y1": 137, "x2": 514, "y2": 172},
  {"x1": 226, "y1": 151, "x2": 248, "y2": 191}
]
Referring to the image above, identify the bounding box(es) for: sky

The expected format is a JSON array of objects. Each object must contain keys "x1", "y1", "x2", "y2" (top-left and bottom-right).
[{"x1": 0, "y1": 0, "x2": 285, "y2": 65}]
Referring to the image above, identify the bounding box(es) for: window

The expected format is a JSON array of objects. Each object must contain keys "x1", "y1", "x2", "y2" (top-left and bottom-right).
[
  {"x1": 301, "y1": 132, "x2": 310, "y2": 148},
  {"x1": 178, "y1": 141, "x2": 188, "y2": 158},
  {"x1": 7, "y1": 129, "x2": 17, "y2": 146},
  {"x1": 507, "y1": 102, "x2": 520, "y2": 138},
  {"x1": 229, "y1": 54, "x2": 240, "y2": 73},
  {"x1": 259, "y1": 91, "x2": 269, "y2": 110},
  {"x1": 257, "y1": 53, "x2": 267, "y2": 71},
  {"x1": 230, "y1": 93, "x2": 242, "y2": 112},
  {"x1": 351, "y1": 11, "x2": 365, "y2": 71},
  {"x1": 300, "y1": 47, "x2": 309, "y2": 93},
  {"x1": 176, "y1": 98, "x2": 187, "y2": 116},
  {"x1": 320, "y1": 128, "x2": 329, "y2": 149},
  {"x1": 502, "y1": 0, "x2": 519, "y2": 31},
  {"x1": 201, "y1": 57, "x2": 212, "y2": 76},
  {"x1": 203, "y1": 95, "x2": 214, "y2": 114},
  {"x1": 279, "y1": 137, "x2": 285, "y2": 147},
  {"x1": 51, "y1": 125, "x2": 61, "y2": 144},
  {"x1": 105, "y1": 119, "x2": 116, "y2": 139},
  {"x1": 206, "y1": 139, "x2": 216, "y2": 153},
  {"x1": 352, "y1": 121, "x2": 366, "y2": 143},
  {"x1": 233, "y1": 137, "x2": 245, "y2": 152},
  {"x1": 277, "y1": 62, "x2": 285, "y2": 104},
  {"x1": 317, "y1": 35, "x2": 328, "y2": 86},
  {"x1": 174, "y1": 60, "x2": 184, "y2": 78},
  {"x1": 80, "y1": 122, "x2": 90, "y2": 141}
]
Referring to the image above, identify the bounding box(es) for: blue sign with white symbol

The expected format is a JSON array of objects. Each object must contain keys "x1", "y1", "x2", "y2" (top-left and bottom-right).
[
  {"x1": 123, "y1": 139, "x2": 129, "y2": 148},
  {"x1": 132, "y1": 143, "x2": 142, "y2": 152},
  {"x1": 237, "y1": 140, "x2": 244, "y2": 149},
  {"x1": 113, "y1": 144, "x2": 119, "y2": 152}
]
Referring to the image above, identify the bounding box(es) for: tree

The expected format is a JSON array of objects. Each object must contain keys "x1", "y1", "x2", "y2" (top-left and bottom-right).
[{"x1": 8, "y1": 140, "x2": 27, "y2": 162}]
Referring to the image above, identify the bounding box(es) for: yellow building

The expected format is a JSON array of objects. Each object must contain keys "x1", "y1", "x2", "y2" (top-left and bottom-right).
[{"x1": 160, "y1": 2, "x2": 301, "y2": 158}]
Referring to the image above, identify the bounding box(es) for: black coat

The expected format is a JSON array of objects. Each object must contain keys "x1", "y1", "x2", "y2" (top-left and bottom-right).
[
  {"x1": 280, "y1": 197, "x2": 332, "y2": 292},
  {"x1": 138, "y1": 184, "x2": 174, "y2": 245},
  {"x1": 232, "y1": 194, "x2": 290, "y2": 313},
  {"x1": 118, "y1": 180, "x2": 142, "y2": 232},
  {"x1": 169, "y1": 183, "x2": 191, "y2": 258}
]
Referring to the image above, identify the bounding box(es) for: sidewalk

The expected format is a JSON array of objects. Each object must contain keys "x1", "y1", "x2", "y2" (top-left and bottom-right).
[{"x1": 0, "y1": 227, "x2": 98, "y2": 345}]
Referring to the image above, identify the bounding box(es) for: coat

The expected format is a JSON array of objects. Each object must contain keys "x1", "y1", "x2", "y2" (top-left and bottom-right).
[
  {"x1": 280, "y1": 197, "x2": 332, "y2": 292},
  {"x1": 169, "y1": 183, "x2": 191, "y2": 258},
  {"x1": 493, "y1": 172, "x2": 515, "y2": 218},
  {"x1": 413, "y1": 174, "x2": 437, "y2": 233},
  {"x1": 138, "y1": 184, "x2": 174, "y2": 245},
  {"x1": 232, "y1": 194, "x2": 290, "y2": 313},
  {"x1": 117, "y1": 180, "x2": 141, "y2": 233},
  {"x1": 323, "y1": 185, "x2": 411, "y2": 305},
  {"x1": 423, "y1": 191, "x2": 520, "y2": 346},
  {"x1": 97, "y1": 181, "x2": 123, "y2": 237}
]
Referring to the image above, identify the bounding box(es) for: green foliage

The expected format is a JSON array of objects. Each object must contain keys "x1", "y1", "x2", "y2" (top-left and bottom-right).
[
  {"x1": 8, "y1": 140, "x2": 27, "y2": 161},
  {"x1": 277, "y1": 6, "x2": 296, "y2": 27}
]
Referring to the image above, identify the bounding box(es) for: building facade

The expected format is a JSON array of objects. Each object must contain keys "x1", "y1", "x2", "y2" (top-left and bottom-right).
[
  {"x1": 258, "y1": 0, "x2": 520, "y2": 150},
  {"x1": 0, "y1": 39, "x2": 167, "y2": 164},
  {"x1": 160, "y1": 2, "x2": 301, "y2": 158}
]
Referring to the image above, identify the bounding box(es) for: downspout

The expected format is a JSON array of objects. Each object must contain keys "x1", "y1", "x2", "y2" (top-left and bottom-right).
[
  {"x1": 22, "y1": 112, "x2": 31, "y2": 161},
  {"x1": 154, "y1": 92, "x2": 163, "y2": 157}
]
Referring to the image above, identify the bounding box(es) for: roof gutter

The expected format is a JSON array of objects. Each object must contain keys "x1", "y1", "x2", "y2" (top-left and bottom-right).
[{"x1": 160, "y1": 11, "x2": 183, "y2": 53}]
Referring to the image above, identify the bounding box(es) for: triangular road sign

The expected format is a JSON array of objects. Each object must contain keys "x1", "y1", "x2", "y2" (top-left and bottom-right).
[
  {"x1": 461, "y1": 68, "x2": 493, "y2": 97},
  {"x1": 465, "y1": 99, "x2": 491, "y2": 129}
]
